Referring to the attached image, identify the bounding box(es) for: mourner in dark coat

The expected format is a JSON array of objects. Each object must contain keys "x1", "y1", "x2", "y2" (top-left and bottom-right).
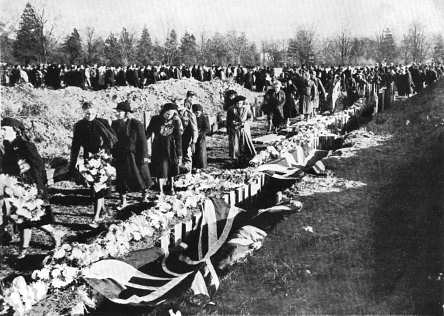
[
  {"x1": 69, "y1": 102, "x2": 117, "y2": 225},
  {"x1": 69, "y1": 102, "x2": 117, "y2": 172},
  {"x1": 146, "y1": 103, "x2": 183, "y2": 195},
  {"x1": 224, "y1": 90, "x2": 238, "y2": 159},
  {"x1": 0, "y1": 117, "x2": 62, "y2": 258},
  {"x1": 112, "y1": 101, "x2": 152, "y2": 205},
  {"x1": 283, "y1": 79, "x2": 299, "y2": 124},
  {"x1": 192, "y1": 104, "x2": 210, "y2": 169},
  {"x1": 263, "y1": 80, "x2": 286, "y2": 132}
]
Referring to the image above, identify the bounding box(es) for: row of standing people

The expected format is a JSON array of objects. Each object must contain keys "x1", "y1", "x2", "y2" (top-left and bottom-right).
[{"x1": 0, "y1": 63, "x2": 275, "y2": 92}]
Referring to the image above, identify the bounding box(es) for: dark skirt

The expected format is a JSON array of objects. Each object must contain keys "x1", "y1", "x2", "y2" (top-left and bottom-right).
[
  {"x1": 150, "y1": 138, "x2": 179, "y2": 179},
  {"x1": 272, "y1": 105, "x2": 285, "y2": 127},
  {"x1": 283, "y1": 97, "x2": 298, "y2": 119},
  {"x1": 193, "y1": 137, "x2": 207, "y2": 169},
  {"x1": 115, "y1": 153, "x2": 153, "y2": 194}
]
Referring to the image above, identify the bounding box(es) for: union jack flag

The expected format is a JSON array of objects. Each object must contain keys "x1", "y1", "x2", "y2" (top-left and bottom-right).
[{"x1": 82, "y1": 198, "x2": 244, "y2": 306}]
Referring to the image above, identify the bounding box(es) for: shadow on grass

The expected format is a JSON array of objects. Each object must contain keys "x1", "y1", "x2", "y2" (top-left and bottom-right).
[{"x1": 213, "y1": 89, "x2": 444, "y2": 315}]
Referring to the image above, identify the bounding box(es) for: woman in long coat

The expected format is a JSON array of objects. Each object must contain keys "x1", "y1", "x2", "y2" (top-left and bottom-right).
[
  {"x1": 224, "y1": 90, "x2": 238, "y2": 160},
  {"x1": 112, "y1": 101, "x2": 152, "y2": 207},
  {"x1": 192, "y1": 104, "x2": 210, "y2": 169},
  {"x1": 146, "y1": 103, "x2": 183, "y2": 195},
  {"x1": 301, "y1": 71, "x2": 315, "y2": 120},
  {"x1": 0, "y1": 117, "x2": 62, "y2": 258},
  {"x1": 283, "y1": 79, "x2": 298, "y2": 126},
  {"x1": 229, "y1": 96, "x2": 257, "y2": 167},
  {"x1": 69, "y1": 101, "x2": 117, "y2": 226}
]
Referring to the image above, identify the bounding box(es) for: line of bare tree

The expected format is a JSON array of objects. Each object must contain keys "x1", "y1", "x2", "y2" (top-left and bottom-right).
[{"x1": 1, "y1": 3, "x2": 444, "y2": 67}]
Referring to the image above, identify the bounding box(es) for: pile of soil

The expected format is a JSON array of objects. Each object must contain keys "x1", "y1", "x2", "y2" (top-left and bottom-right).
[{"x1": 1, "y1": 78, "x2": 259, "y2": 160}]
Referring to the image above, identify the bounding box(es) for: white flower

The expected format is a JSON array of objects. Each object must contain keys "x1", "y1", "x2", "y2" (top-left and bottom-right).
[
  {"x1": 302, "y1": 226, "x2": 314, "y2": 233},
  {"x1": 53, "y1": 248, "x2": 66, "y2": 260},
  {"x1": 50, "y1": 278, "x2": 67, "y2": 289},
  {"x1": 88, "y1": 159, "x2": 101, "y2": 169},
  {"x1": 131, "y1": 231, "x2": 142, "y2": 241},
  {"x1": 83, "y1": 174, "x2": 94, "y2": 183},
  {"x1": 4, "y1": 291, "x2": 24, "y2": 315},
  {"x1": 29, "y1": 281, "x2": 48, "y2": 301},
  {"x1": 62, "y1": 266, "x2": 78, "y2": 280},
  {"x1": 69, "y1": 247, "x2": 84, "y2": 261},
  {"x1": 32, "y1": 267, "x2": 51, "y2": 281},
  {"x1": 50, "y1": 268, "x2": 61, "y2": 279}
]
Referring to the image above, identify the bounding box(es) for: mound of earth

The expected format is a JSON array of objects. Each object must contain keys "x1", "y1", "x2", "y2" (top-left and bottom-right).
[{"x1": 1, "y1": 78, "x2": 260, "y2": 160}]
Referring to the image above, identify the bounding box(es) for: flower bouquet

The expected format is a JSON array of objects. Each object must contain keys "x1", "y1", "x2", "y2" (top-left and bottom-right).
[
  {"x1": 77, "y1": 150, "x2": 115, "y2": 193},
  {"x1": 0, "y1": 174, "x2": 45, "y2": 224},
  {"x1": 1, "y1": 276, "x2": 48, "y2": 316}
]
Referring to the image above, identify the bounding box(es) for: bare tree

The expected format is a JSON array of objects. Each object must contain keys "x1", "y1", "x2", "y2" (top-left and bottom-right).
[
  {"x1": 119, "y1": 27, "x2": 136, "y2": 66},
  {"x1": 335, "y1": 28, "x2": 353, "y2": 65},
  {"x1": 432, "y1": 34, "x2": 444, "y2": 63},
  {"x1": 35, "y1": 7, "x2": 58, "y2": 63},
  {"x1": 402, "y1": 22, "x2": 429, "y2": 63},
  {"x1": 287, "y1": 27, "x2": 316, "y2": 65}
]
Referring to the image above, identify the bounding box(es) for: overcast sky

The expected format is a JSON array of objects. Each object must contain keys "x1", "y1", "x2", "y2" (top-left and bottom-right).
[{"x1": 1, "y1": 0, "x2": 443, "y2": 43}]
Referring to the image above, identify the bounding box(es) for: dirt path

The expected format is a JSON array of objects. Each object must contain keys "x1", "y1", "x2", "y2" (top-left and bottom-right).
[{"x1": 210, "y1": 84, "x2": 444, "y2": 314}]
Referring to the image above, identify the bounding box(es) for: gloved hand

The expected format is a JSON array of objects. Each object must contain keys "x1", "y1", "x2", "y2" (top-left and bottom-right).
[{"x1": 18, "y1": 159, "x2": 31, "y2": 174}]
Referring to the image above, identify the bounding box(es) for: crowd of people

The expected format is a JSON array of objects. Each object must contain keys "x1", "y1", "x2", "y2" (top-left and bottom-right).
[
  {"x1": 0, "y1": 63, "x2": 274, "y2": 91},
  {"x1": 1, "y1": 61, "x2": 443, "y2": 258},
  {"x1": 260, "y1": 63, "x2": 444, "y2": 130}
]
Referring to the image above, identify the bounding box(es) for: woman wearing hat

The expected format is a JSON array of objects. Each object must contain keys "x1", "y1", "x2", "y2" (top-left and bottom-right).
[
  {"x1": 111, "y1": 101, "x2": 153, "y2": 207},
  {"x1": 228, "y1": 96, "x2": 257, "y2": 167},
  {"x1": 69, "y1": 101, "x2": 117, "y2": 226},
  {"x1": 146, "y1": 103, "x2": 183, "y2": 195},
  {"x1": 224, "y1": 89, "x2": 238, "y2": 160},
  {"x1": 192, "y1": 104, "x2": 210, "y2": 169},
  {"x1": 0, "y1": 117, "x2": 62, "y2": 258}
]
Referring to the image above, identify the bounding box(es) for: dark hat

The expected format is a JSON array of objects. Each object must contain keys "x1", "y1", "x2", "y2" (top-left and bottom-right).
[
  {"x1": 225, "y1": 89, "x2": 238, "y2": 98},
  {"x1": 82, "y1": 101, "x2": 94, "y2": 110},
  {"x1": 162, "y1": 102, "x2": 178, "y2": 112},
  {"x1": 233, "y1": 95, "x2": 246, "y2": 103},
  {"x1": 186, "y1": 90, "x2": 196, "y2": 97},
  {"x1": 192, "y1": 104, "x2": 203, "y2": 112},
  {"x1": 115, "y1": 100, "x2": 133, "y2": 113},
  {"x1": 1, "y1": 117, "x2": 26, "y2": 133},
  {"x1": 1, "y1": 117, "x2": 29, "y2": 140}
]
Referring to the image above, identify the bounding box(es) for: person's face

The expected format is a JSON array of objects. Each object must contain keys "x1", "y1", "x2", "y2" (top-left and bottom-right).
[
  {"x1": 187, "y1": 95, "x2": 195, "y2": 104},
  {"x1": 274, "y1": 84, "x2": 280, "y2": 92},
  {"x1": 194, "y1": 110, "x2": 202, "y2": 117},
  {"x1": 1, "y1": 126, "x2": 17, "y2": 142},
  {"x1": 116, "y1": 110, "x2": 127, "y2": 120},
  {"x1": 83, "y1": 107, "x2": 97, "y2": 121},
  {"x1": 163, "y1": 110, "x2": 176, "y2": 120},
  {"x1": 236, "y1": 100, "x2": 244, "y2": 107}
]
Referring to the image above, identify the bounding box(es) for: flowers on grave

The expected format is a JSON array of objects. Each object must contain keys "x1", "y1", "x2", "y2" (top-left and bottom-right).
[{"x1": 175, "y1": 168, "x2": 261, "y2": 193}]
